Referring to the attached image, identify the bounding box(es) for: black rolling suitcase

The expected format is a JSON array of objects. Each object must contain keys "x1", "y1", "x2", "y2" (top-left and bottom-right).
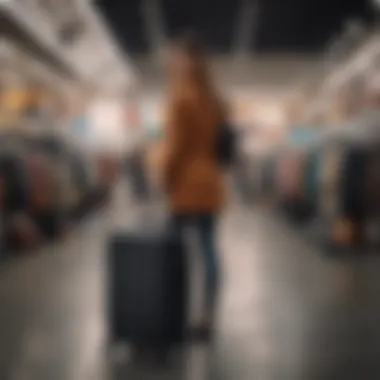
[{"x1": 108, "y1": 228, "x2": 187, "y2": 350}]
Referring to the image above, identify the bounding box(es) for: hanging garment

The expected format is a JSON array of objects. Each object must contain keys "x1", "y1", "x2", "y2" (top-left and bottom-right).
[
  {"x1": 0, "y1": 154, "x2": 33, "y2": 251},
  {"x1": 339, "y1": 147, "x2": 368, "y2": 222},
  {"x1": 0, "y1": 154, "x2": 29, "y2": 215},
  {"x1": 320, "y1": 146, "x2": 345, "y2": 219},
  {"x1": 277, "y1": 153, "x2": 290, "y2": 198},
  {"x1": 26, "y1": 153, "x2": 63, "y2": 240},
  {"x1": 331, "y1": 146, "x2": 368, "y2": 246},
  {"x1": 316, "y1": 148, "x2": 327, "y2": 212},
  {"x1": 364, "y1": 148, "x2": 380, "y2": 218},
  {"x1": 304, "y1": 151, "x2": 322, "y2": 208},
  {"x1": 279, "y1": 151, "x2": 304, "y2": 201},
  {"x1": 261, "y1": 157, "x2": 275, "y2": 196},
  {"x1": 69, "y1": 153, "x2": 91, "y2": 196},
  {"x1": 363, "y1": 147, "x2": 380, "y2": 244}
]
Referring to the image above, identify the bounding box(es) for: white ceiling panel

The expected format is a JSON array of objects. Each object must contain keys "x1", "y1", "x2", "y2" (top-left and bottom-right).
[{"x1": 0, "y1": 0, "x2": 136, "y2": 94}]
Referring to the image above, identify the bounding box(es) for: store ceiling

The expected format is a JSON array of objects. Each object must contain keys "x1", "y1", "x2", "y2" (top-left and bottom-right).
[
  {"x1": 95, "y1": 0, "x2": 373, "y2": 56},
  {"x1": 0, "y1": 9, "x2": 77, "y2": 80}
]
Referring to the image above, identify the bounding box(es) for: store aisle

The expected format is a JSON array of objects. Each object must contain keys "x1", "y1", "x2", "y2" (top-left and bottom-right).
[
  {"x1": 216, "y1": 206, "x2": 380, "y2": 380},
  {"x1": 0, "y1": 214, "x2": 109, "y2": 380},
  {"x1": 1, "y1": 183, "x2": 380, "y2": 380},
  {"x1": 110, "y1": 183, "x2": 380, "y2": 379}
]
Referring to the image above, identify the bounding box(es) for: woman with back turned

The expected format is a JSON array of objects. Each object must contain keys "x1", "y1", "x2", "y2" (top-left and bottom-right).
[{"x1": 162, "y1": 34, "x2": 226, "y2": 338}]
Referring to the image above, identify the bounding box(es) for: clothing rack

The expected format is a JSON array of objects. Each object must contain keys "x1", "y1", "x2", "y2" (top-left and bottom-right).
[{"x1": 252, "y1": 108, "x2": 380, "y2": 251}]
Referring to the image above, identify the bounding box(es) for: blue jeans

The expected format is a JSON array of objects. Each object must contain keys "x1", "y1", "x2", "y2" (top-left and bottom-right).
[{"x1": 170, "y1": 214, "x2": 219, "y2": 316}]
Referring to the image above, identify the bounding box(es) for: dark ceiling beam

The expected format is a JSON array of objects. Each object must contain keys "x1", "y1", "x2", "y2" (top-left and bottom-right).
[
  {"x1": 142, "y1": 0, "x2": 167, "y2": 57},
  {"x1": 234, "y1": 0, "x2": 259, "y2": 60},
  {"x1": 0, "y1": 9, "x2": 78, "y2": 81}
]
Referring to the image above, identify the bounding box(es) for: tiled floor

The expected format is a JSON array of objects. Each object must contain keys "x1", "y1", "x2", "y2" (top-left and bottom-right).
[{"x1": 1, "y1": 181, "x2": 380, "y2": 379}]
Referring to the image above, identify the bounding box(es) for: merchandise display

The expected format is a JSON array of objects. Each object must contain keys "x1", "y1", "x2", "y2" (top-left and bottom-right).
[
  {"x1": 249, "y1": 33, "x2": 380, "y2": 252},
  {"x1": 0, "y1": 131, "x2": 112, "y2": 257},
  {"x1": 253, "y1": 107, "x2": 380, "y2": 251},
  {"x1": 0, "y1": 42, "x2": 116, "y2": 260}
]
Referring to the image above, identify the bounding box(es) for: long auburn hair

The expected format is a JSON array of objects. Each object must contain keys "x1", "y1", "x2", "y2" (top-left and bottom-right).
[{"x1": 169, "y1": 33, "x2": 224, "y2": 119}]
